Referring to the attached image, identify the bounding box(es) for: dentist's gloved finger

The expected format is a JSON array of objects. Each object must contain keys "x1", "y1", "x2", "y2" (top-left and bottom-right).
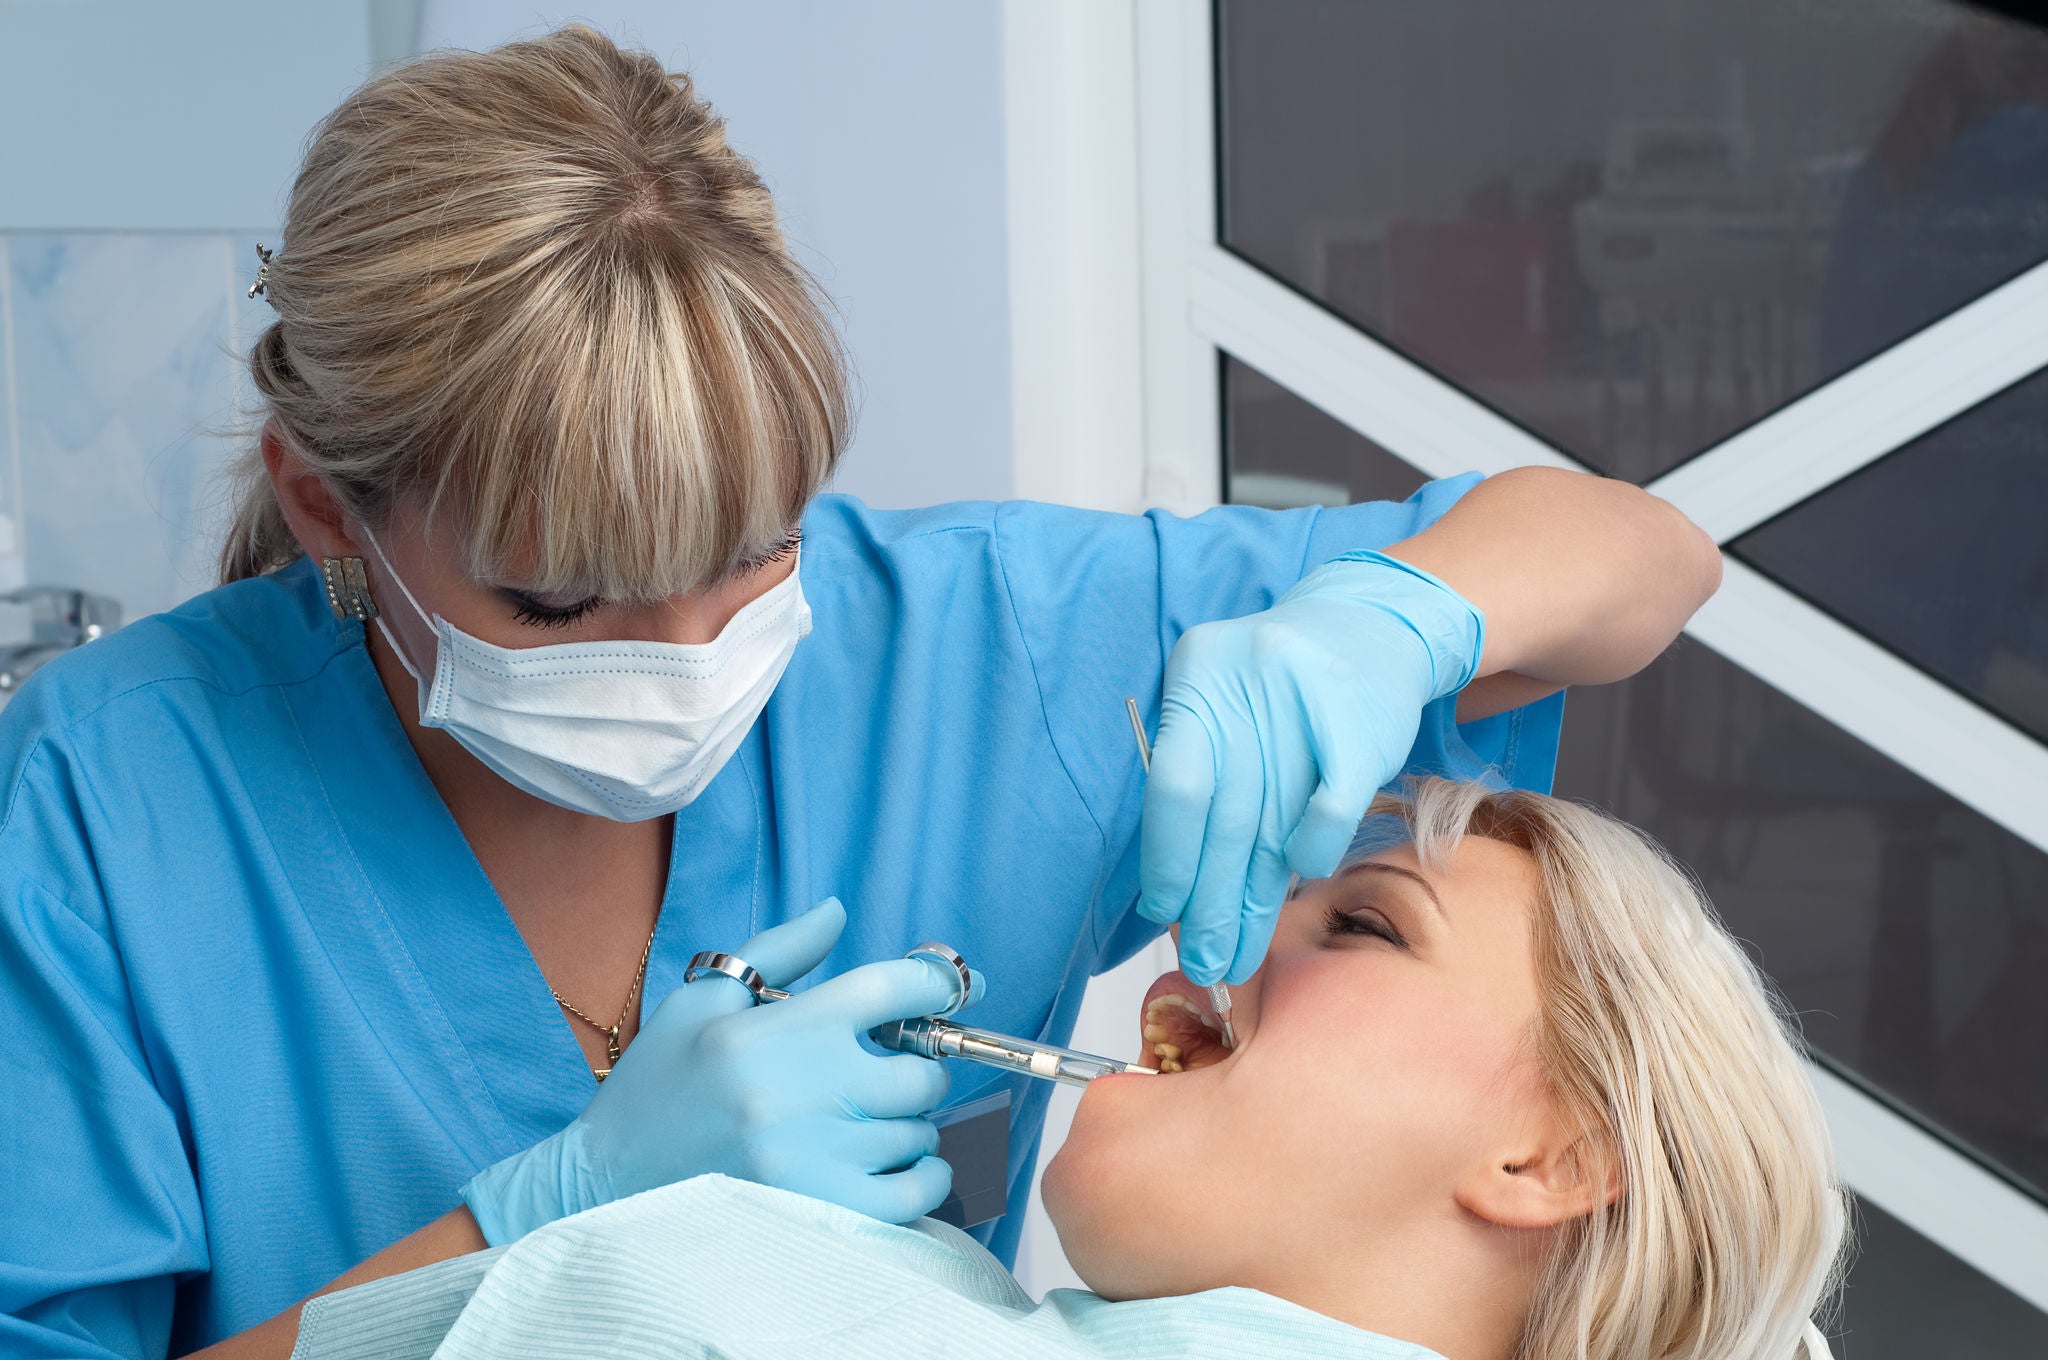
[
  {"x1": 1225, "y1": 843, "x2": 1296, "y2": 985},
  {"x1": 642, "y1": 959, "x2": 759, "y2": 1032},
  {"x1": 902, "y1": 954, "x2": 981, "y2": 1017},
  {"x1": 802, "y1": 956, "x2": 982, "y2": 1033},
  {"x1": 1243, "y1": 837, "x2": 1296, "y2": 926},
  {"x1": 1176, "y1": 735, "x2": 1264, "y2": 987},
  {"x1": 1136, "y1": 714, "x2": 1217, "y2": 925},
  {"x1": 843, "y1": 1050, "x2": 951, "y2": 1119},
  {"x1": 1224, "y1": 900, "x2": 1286, "y2": 988},
  {"x1": 1283, "y1": 761, "x2": 1376, "y2": 881},
  {"x1": 838, "y1": 1115, "x2": 942, "y2": 1175},
  {"x1": 1285, "y1": 690, "x2": 1399, "y2": 878},
  {"x1": 737, "y1": 897, "x2": 849, "y2": 989},
  {"x1": 842, "y1": 1155, "x2": 954, "y2": 1225}
]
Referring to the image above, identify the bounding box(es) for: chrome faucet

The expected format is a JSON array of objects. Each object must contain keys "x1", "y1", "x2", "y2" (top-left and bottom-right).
[{"x1": 0, "y1": 586, "x2": 121, "y2": 695}]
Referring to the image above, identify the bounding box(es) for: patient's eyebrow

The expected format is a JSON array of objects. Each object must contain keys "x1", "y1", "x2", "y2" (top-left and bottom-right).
[{"x1": 1335, "y1": 861, "x2": 1445, "y2": 920}]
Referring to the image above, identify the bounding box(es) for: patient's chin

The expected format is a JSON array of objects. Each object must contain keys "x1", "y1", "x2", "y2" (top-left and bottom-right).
[
  {"x1": 1044, "y1": 1162, "x2": 1206, "y2": 1305},
  {"x1": 1042, "y1": 1087, "x2": 1204, "y2": 1303},
  {"x1": 1038, "y1": 968, "x2": 1259, "y2": 1301},
  {"x1": 1041, "y1": 1114, "x2": 1144, "y2": 1279},
  {"x1": 1041, "y1": 1153, "x2": 1156, "y2": 1302}
]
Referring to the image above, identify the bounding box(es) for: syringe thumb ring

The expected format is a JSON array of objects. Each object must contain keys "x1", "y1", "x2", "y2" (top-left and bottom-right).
[{"x1": 902, "y1": 943, "x2": 976, "y2": 1015}]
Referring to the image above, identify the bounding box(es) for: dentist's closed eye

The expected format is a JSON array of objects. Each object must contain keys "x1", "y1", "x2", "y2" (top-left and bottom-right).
[
  {"x1": 1322, "y1": 903, "x2": 1409, "y2": 951},
  {"x1": 502, "y1": 590, "x2": 604, "y2": 628},
  {"x1": 734, "y1": 528, "x2": 803, "y2": 576}
]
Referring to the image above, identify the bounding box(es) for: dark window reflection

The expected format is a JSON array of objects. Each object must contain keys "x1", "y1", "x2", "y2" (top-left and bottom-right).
[
  {"x1": 1734, "y1": 365, "x2": 2048, "y2": 745},
  {"x1": 1223, "y1": 356, "x2": 1427, "y2": 507},
  {"x1": 1219, "y1": 0, "x2": 2048, "y2": 482},
  {"x1": 1832, "y1": 1199, "x2": 2048, "y2": 1357},
  {"x1": 1553, "y1": 639, "x2": 2048, "y2": 1201}
]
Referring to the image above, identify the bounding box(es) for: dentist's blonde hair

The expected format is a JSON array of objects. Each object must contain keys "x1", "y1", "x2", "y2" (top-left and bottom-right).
[
  {"x1": 223, "y1": 24, "x2": 848, "y2": 599},
  {"x1": 1352, "y1": 779, "x2": 1848, "y2": 1360}
]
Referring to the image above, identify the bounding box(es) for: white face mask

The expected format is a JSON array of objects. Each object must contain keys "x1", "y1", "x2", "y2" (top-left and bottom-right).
[{"x1": 360, "y1": 529, "x2": 810, "y2": 821}]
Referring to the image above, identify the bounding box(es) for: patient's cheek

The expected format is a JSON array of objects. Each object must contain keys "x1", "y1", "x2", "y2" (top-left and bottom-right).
[{"x1": 1250, "y1": 953, "x2": 1515, "y2": 1147}]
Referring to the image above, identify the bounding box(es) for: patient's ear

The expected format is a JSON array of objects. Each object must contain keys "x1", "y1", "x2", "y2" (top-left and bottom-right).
[{"x1": 1456, "y1": 1112, "x2": 1622, "y2": 1231}]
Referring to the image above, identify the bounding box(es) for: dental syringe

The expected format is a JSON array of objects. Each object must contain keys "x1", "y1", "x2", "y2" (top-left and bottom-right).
[
  {"x1": 1126, "y1": 697, "x2": 1238, "y2": 1050},
  {"x1": 872, "y1": 1017, "x2": 1157, "y2": 1087},
  {"x1": 688, "y1": 940, "x2": 1156, "y2": 1089}
]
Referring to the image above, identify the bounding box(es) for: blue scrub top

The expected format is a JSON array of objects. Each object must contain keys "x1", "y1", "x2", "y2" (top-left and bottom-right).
[{"x1": 0, "y1": 481, "x2": 1562, "y2": 1358}]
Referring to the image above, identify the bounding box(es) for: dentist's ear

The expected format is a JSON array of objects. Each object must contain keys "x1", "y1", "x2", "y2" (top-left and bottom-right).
[
  {"x1": 1456, "y1": 1114, "x2": 1622, "y2": 1231},
  {"x1": 263, "y1": 417, "x2": 362, "y2": 562}
]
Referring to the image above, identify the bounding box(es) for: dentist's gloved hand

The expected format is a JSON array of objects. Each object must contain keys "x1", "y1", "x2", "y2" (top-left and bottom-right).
[
  {"x1": 460, "y1": 898, "x2": 970, "y2": 1244},
  {"x1": 1137, "y1": 549, "x2": 1484, "y2": 986}
]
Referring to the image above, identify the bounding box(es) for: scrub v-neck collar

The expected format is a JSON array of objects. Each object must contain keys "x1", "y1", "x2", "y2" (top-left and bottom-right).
[{"x1": 288, "y1": 608, "x2": 768, "y2": 1158}]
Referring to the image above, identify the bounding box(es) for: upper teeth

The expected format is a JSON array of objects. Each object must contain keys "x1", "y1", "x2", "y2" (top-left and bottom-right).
[{"x1": 1143, "y1": 992, "x2": 1222, "y2": 1073}]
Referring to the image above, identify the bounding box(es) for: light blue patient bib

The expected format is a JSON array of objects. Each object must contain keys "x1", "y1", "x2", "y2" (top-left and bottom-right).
[{"x1": 292, "y1": 1176, "x2": 1444, "y2": 1360}]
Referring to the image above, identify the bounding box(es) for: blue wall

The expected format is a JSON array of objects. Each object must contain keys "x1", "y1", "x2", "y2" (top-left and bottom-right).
[{"x1": 0, "y1": 3, "x2": 377, "y2": 231}]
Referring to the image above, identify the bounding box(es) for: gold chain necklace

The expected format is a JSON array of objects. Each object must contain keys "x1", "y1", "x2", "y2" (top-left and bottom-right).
[{"x1": 551, "y1": 921, "x2": 658, "y2": 1082}]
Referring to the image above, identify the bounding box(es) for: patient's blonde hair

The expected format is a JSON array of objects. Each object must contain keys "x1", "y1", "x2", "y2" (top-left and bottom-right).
[
  {"x1": 1352, "y1": 779, "x2": 1848, "y2": 1360},
  {"x1": 223, "y1": 24, "x2": 848, "y2": 599}
]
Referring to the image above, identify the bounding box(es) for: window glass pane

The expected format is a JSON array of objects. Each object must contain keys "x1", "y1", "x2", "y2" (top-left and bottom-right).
[
  {"x1": 1733, "y1": 365, "x2": 2048, "y2": 745},
  {"x1": 1551, "y1": 637, "x2": 2048, "y2": 1201},
  {"x1": 1218, "y1": 0, "x2": 2048, "y2": 482},
  {"x1": 1222, "y1": 355, "x2": 1427, "y2": 507},
  {"x1": 1833, "y1": 1198, "x2": 2048, "y2": 1356}
]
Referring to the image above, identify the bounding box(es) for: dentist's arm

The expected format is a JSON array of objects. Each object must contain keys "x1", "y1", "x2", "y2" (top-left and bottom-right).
[
  {"x1": 1139, "y1": 467, "x2": 1720, "y2": 985},
  {"x1": 1394, "y1": 466, "x2": 1722, "y2": 719}
]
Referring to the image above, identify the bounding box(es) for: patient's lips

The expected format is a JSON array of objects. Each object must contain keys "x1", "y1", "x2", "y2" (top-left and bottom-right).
[{"x1": 1139, "y1": 972, "x2": 1233, "y2": 1074}]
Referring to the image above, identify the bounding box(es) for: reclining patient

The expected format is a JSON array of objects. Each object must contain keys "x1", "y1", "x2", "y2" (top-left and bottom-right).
[{"x1": 295, "y1": 778, "x2": 1847, "y2": 1360}]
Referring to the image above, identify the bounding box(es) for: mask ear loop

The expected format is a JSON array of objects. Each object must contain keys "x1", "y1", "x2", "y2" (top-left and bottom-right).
[{"x1": 356, "y1": 524, "x2": 435, "y2": 684}]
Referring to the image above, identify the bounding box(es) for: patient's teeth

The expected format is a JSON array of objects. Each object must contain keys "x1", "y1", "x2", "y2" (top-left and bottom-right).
[
  {"x1": 1144, "y1": 992, "x2": 1223, "y2": 1034},
  {"x1": 1142, "y1": 982, "x2": 1236, "y2": 1077}
]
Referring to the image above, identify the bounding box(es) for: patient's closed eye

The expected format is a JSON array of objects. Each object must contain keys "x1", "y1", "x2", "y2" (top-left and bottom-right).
[{"x1": 1322, "y1": 903, "x2": 1408, "y2": 951}]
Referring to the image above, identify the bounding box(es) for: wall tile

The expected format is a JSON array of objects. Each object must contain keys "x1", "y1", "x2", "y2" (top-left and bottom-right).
[{"x1": 6, "y1": 232, "x2": 266, "y2": 624}]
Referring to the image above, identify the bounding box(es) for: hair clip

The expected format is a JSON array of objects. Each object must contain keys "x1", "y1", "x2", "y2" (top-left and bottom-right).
[{"x1": 247, "y1": 243, "x2": 275, "y2": 302}]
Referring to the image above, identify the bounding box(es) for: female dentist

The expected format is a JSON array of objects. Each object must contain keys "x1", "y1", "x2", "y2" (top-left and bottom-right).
[{"x1": 0, "y1": 27, "x2": 1721, "y2": 1360}]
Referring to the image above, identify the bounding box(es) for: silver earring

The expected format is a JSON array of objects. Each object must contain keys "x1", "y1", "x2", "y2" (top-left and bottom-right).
[{"x1": 322, "y1": 557, "x2": 378, "y2": 621}]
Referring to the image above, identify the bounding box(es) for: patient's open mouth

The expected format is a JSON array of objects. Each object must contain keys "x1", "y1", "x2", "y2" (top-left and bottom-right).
[{"x1": 1139, "y1": 975, "x2": 1233, "y2": 1073}]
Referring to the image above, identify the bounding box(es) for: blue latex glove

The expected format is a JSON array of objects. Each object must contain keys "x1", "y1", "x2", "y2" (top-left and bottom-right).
[
  {"x1": 1137, "y1": 549, "x2": 1484, "y2": 985},
  {"x1": 461, "y1": 898, "x2": 973, "y2": 1244}
]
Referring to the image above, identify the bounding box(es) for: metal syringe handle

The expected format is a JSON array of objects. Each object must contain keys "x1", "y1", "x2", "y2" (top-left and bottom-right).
[{"x1": 871, "y1": 1017, "x2": 1154, "y2": 1087}]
